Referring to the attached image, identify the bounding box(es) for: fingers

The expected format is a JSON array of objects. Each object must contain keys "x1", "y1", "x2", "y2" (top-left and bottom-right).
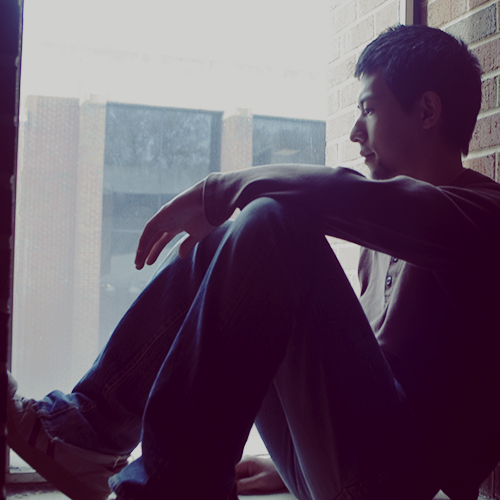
[
  {"x1": 145, "y1": 233, "x2": 172, "y2": 267},
  {"x1": 134, "y1": 179, "x2": 211, "y2": 267},
  {"x1": 177, "y1": 222, "x2": 213, "y2": 259},
  {"x1": 234, "y1": 456, "x2": 288, "y2": 495},
  {"x1": 135, "y1": 227, "x2": 176, "y2": 270},
  {"x1": 236, "y1": 473, "x2": 268, "y2": 494},
  {"x1": 235, "y1": 456, "x2": 253, "y2": 479}
]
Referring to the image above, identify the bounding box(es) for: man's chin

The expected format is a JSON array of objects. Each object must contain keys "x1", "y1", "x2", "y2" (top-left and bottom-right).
[
  {"x1": 368, "y1": 161, "x2": 394, "y2": 180},
  {"x1": 370, "y1": 171, "x2": 388, "y2": 180}
]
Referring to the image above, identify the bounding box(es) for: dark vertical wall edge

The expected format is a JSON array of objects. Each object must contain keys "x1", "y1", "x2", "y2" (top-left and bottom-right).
[
  {"x1": 414, "y1": 0, "x2": 422, "y2": 25},
  {"x1": 0, "y1": 0, "x2": 23, "y2": 496}
]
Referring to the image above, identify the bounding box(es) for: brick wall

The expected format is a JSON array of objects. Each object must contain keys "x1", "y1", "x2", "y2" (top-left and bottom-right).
[
  {"x1": 423, "y1": 0, "x2": 500, "y2": 181},
  {"x1": 327, "y1": 0, "x2": 400, "y2": 173},
  {"x1": 327, "y1": 0, "x2": 400, "y2": 291},
  {"x1": 13, "y1": 96, "x2": 105, "y2": 396},
  {"x1": 327, "y1": 0, "x2": 500, "y2": 288},
  {"x1": 327, "y1": 0, "x2": 500, "y2": 494},
  {"x1": 220, "y1": 109, "x2": 253, "y2": 172}
]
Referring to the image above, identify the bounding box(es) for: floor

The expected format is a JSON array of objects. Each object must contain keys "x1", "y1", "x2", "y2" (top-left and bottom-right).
[
  {"x1": 5, "y1": 475, "x2": 454, "y2": 500},
  {"x1": 5, "y1": 484, "x2": 453, "y2": 500},
  {"x1": 5, "y1": 426, "x2": 452, "y2": 499},
  {"x1": 9, "y1": 483, "x2": 463, "y2": 500},
  {"x1": 5, "y1": 485, "x2": 297, "y2": 500}
]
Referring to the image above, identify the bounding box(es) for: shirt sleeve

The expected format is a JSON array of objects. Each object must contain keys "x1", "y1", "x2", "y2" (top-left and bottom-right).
[{"x1": 203, "y1": 164, "x2": 500, "y2": 270}]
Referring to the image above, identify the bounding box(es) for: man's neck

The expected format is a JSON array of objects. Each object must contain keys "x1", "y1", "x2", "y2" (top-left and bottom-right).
[{"x1": 411, "y1": 148, "x2": 464, "y2": 186}]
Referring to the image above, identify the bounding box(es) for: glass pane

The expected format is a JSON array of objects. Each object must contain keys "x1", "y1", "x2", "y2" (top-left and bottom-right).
[
  {"x1": 100, "y1": 105, "x2": 221, "y2": 346},
  {"x1": 253, "y1": 116, "x2": 326, "y2": 166},
  {"x1": 12, "y1": 0, "x2": 328, "y2": 470}
]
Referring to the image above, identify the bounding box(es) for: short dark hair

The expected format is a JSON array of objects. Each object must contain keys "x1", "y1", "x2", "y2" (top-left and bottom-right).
[{"x1": 355, "y1": 24, "x2": 482, "y2": 156}]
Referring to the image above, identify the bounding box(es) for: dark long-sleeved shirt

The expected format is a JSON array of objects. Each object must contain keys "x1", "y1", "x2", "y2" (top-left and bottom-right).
[{"x1": 203, "y1": 164, "x2": 500, "y2": 490}]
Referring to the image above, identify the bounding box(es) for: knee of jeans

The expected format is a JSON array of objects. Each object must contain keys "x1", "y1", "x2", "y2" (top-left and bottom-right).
[
  {"x1": 236, "y1": 197, "x2": 304, "y2": 233},
  {"x1": 191, "y1": 222, "x2": 233, "y2": 271},
  {"x1": 230, "y1": 198, "x2": 316, "y2": 254},
  {"x1": 199, "y1": 221, "x2": 232, "y2": 252}
]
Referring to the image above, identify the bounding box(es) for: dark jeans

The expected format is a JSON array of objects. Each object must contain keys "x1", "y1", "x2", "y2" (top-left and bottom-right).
[{"x1": 38, "y1": 198, "x2": 436, "y2": 500}]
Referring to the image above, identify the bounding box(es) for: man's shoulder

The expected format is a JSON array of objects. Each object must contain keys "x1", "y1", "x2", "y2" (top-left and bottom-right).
[{"x1": 451, "y1": 168, "x2": 500, "y2": 190}]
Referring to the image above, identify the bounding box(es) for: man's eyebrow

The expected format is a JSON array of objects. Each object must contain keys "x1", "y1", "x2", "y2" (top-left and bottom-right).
[{"x1": 358, "y1": 94, "x2": 376, "y2": 106}]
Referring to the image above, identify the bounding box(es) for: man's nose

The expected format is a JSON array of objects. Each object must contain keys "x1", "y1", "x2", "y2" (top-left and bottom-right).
[{"x1": 349, "y1": 116, "x2": 365, "y2": 143}]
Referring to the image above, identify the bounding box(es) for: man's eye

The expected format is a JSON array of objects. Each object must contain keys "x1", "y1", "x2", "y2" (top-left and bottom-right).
[{"x1": 363, "y1": 108, "x2": 373, "y2": 116}]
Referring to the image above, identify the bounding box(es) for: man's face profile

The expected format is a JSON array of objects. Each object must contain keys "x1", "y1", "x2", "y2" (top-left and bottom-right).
[{"x1": 350, "y1": 72, "x2": 424, "y2": 181}]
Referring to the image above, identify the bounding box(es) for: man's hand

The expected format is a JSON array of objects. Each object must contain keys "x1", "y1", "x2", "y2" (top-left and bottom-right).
[
  {"x1": 235, "y1": 456, "x2": 288, "y2": 495},
  {"x1": 135, "y1": 180, "x2": 214, "y2": 269}
]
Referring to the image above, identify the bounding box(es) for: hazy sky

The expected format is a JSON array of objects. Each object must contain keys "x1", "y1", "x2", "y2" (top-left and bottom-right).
[
  {"x1": 23, "y1": 0, "x2": 329, "y2": 72},
  {"x1": 20, "y1": 0, "x2": 329, "y2": 119}
]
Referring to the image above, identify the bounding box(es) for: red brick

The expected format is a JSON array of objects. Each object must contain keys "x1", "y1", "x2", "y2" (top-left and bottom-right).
[
  {"x1": 427, "y1": 0, "x2": 467, "y2": 27},
  {"x1": 473, "y1": 38, "x2": 500, "y2": 74},
  {"x1": 481, "y1": 77, "x2": 498, "y2": 112},
  {"x1": 446, "y1": 4, "x2": 496, "y2": 45},
  {"x1": 463, "y1": 154, "x2": 495, "y2": 179},
  {"x1": 497, "y1": 152, "x2": 500, "y2": 181},
  {"x1": 470, "y1": 0, "x2": 492, "y2": 8},
  {"x1": 470, "y1": 113, "x2": 500, "y2": 151}
]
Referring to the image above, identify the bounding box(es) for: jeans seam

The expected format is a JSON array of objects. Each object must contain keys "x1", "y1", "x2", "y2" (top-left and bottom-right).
[{"x1": 102, "y1": 307, "x2": 190, "y2": 400}]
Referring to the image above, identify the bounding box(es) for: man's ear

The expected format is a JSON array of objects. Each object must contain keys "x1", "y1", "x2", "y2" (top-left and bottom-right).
[{"x1": 419, "y1": 90, "x2": 442, "y2": 130}]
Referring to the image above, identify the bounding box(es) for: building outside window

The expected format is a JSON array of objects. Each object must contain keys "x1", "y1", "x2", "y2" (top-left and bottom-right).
[
  {"x1": 253, "y1": 115, "x2": 325, "y2": 166},
  {"x1": 100, "y1": 105, "x2": 222, "y2": 345},
  {"x1": 10, "y1": 0, "x2": 328, "y2": 480}
]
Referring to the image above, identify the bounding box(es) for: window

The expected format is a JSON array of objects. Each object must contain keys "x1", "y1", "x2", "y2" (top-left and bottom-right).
[
  {"x1": 253, "y1": 115, "x2": 325, "y2": 166},
  {"x1": 10, "y1": 0, "x2": 328, "y2": 480},
  {"x1": 100, "y1": 105, "x2": 221, "y2": 346}
]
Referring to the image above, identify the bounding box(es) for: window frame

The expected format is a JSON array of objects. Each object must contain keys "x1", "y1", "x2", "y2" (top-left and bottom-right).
[
  {"x1": 1, "y1": 0, "x2": 31, "y2": 490},
  {"x1": 399, "y1": 0, "x2": 418, "y2": 25}
]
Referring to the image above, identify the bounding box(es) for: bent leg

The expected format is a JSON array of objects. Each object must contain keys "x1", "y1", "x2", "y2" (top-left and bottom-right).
[
  {"x1": 110, "y1": 198, "x2": 323, "y2": 499},
  {"x1": 255, "y1": 236, "x2": 438, "y2": 500},
  {"x1": 110, "y1": 197, "x2": 428, "y2": 500},
  {"x1": 37, "y1": 224, "x2": 231, "y2": 455}
]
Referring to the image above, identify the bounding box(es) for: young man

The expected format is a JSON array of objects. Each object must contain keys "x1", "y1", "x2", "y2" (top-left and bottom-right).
[{"x1": 8, "y1": 24, "x2": 500, "y2": 500}]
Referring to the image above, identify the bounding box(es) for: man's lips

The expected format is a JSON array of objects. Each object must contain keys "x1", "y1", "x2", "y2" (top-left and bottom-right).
[{"x1": 361, "y1": 152, "x2": 375, "y2": 163}]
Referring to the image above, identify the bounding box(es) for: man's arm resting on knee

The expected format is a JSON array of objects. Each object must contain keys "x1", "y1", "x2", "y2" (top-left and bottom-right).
[
  {"x1": 134, "y1": 164, "x2": 317, "y2": 267},
  {"x1": 134, "y1": 164, "x2": 328, "y2": 268},
  {"x1": 135, "y1": 163, "x2": 500, "y2": 270}
]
